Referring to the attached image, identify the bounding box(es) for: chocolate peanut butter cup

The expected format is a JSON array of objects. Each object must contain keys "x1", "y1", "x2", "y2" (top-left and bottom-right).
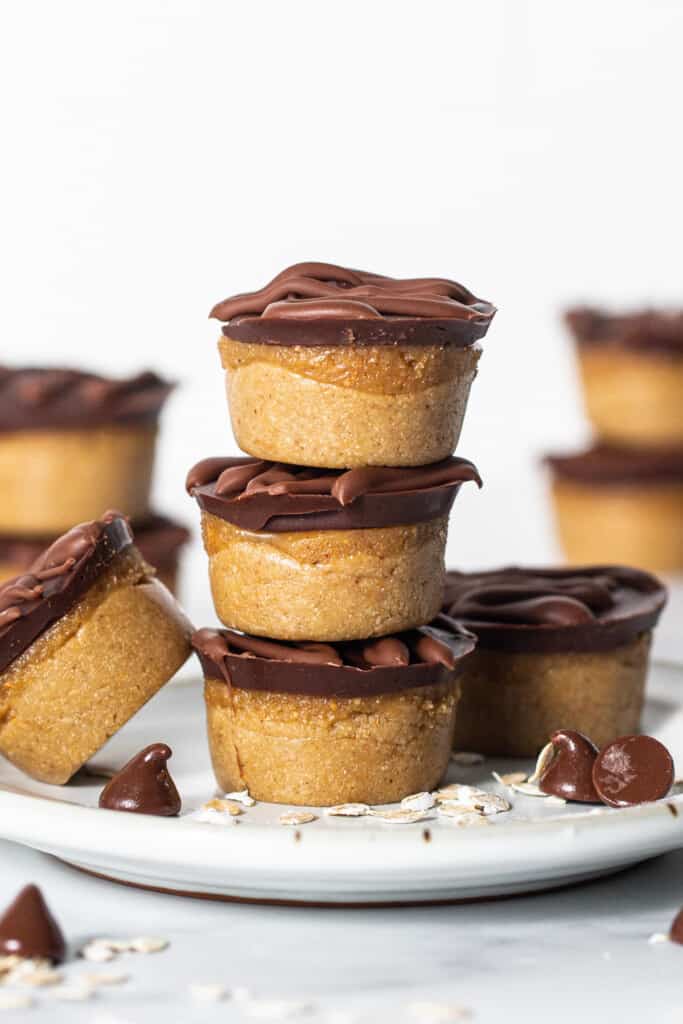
[
  {"x1": 211, "y1": 262, "x2": 496, "y2": 467},
  {"x1": 193, "y1": 619, "x2": 476, "y2": 806},
  {"x1": 0, "y1": 367, "x2": 173, "y2": 535},
  {"x1": 0, "y1": 513, "x2": 191, "y2": 784},
  {"x1": 442, "y1": 565, "x2": 667, "y2": 756},
  {"x1": 0, "y1": 514, "x2": 190, "y2": 596},
  {"x1": 566, "y1": 308, "x2": 683, "y2": 447},
  {"x1": 546, "y1": 445, "x2": 683, "y2": 573},
  {"x1": 187, "y1": 455, "x2": 482, "y2": 642}
]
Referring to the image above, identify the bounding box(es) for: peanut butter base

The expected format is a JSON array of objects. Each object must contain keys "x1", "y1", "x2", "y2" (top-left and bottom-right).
[
  {"x1": 219, "y1": 338, "x2": 480, "y2": 467},
  {"x1": 205, "y1": 676, "x2": 460, "y2": 805},
  {"x1": 0, "y1": 427, "x2": 157, "y2": 535},
  {"x1": 201, "y1": 511, "x2": 448, "y2": 641},
  {"x1": 0, "y1": 548, "x2": 191, "y2": 784},
  {"x1": 577, "y1": 347, "x2": 683, "y2": 446},
  {"x1": 452, "y1": 632, "x2": 651, "y2": 757},
  {"x1": 551, "y1": 480, "x2": 683, "y2": 572}
]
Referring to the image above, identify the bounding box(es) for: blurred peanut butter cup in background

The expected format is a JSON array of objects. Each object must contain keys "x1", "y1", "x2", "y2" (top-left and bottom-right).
[
  {"x1": 545, "y1": 445, "x2": 683, "y2": 573},
  {"x1": 566, "y1": 307, "x2": 683, "y2": 448},
  {"x1": 442, "y1": 565, "x2": 667, "y2": 756},
  {"x1": 0, "y1": 367, "x2": 173, "y2": 535}
]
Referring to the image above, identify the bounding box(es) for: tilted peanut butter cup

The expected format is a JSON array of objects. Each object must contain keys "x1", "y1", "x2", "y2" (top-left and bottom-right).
[
  {"x1": 211, "y1": 262, "x2": 496, "y2": 468},
  {"x1": 187, "y1": 455, "x2": 482, "y2": 642},
  {"x1": 566, "y1": 307, "x2": 683, "y2": 448},
  {"x1": 545, "y1": 445, "x2": 683, "y2": 573},
  {"x1": 0, "y1": 513, "x2": 192, "y2": 784}
]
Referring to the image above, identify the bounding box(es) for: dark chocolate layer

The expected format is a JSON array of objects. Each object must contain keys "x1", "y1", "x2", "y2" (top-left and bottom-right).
[
  {"x1": 186, "y1": 457, "x2": 482, "y2": 533},
  {"x1": 0, "y1": 367, "x2": 173, "y2": 431},
  {"x1": 443, "y1": 565, "x2": 667, "y2": 653},
  {"x1": 0, "y1": 515, "x2": 189, "y2": 578},
  {"x1": 192, "y1": 617, "x2": 476, "y2": 697},
  {"x1": 212, "y1": 262, "x2": 496, "y2": 348},
  {"x1": 545, "y1": 444, "x2": 683, "y2": 487},
  {"x1": 566, "y1": 307, "x2": 683, "y2": 357},
  {"x1": 0, "y1": 514, "x2": 134, "y2": 675}
]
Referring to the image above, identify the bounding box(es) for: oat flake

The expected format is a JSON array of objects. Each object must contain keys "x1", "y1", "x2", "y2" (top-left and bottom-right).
[
  {"x1": 433, "y1": 784, "x2": 489, "y2": 803},
  {"x1": 401, "y1": 792, "x2": 436, "y2": 812},
  {"x1": 224, "y1": 789, "x2": 256, "y2": 806},
  {"x1": 437, "y1": 806, "x2": 490, "y2": 826},
  {"x1": 528, "y1": 741, "x2": 554, "y2": 783},
  {"x1": 510, "y1": 781, "x2": 549, "y2": 797},
  {"x1": 279, "y1": 812, "x2": 317, "y2": 826},
  {"x1": 370, "y1": 808, "x2": 433, "y2": 824},
  {"x1": 492, "y1": 770, "x2": 527, "y2": 787},
  {"x1": 324, "y1": 803, "x2": 370, "y2": 817}
]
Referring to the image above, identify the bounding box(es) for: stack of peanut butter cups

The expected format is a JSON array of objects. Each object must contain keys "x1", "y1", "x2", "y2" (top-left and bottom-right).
[
  {"x1": 188, "y1": 262, "x2": 496, "y2": 806},
  {"x1": 545, "y1": 309, "x2": 683, "y2": 573},
  {"x1": 0, "y1": 367, "x2": 189, "y2": 593}
]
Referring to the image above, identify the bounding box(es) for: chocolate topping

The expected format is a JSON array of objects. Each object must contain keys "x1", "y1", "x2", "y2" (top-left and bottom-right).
[
  {"x1": 0, "y1": 515, "x2": 189, "y2": 579},
  {"x1": 192, "y1": 617, "x2": 476, "y2": 698},
  {"x1": 186, "y1": 456, "x2": 482, "y2": 533},
  {"x1": 0, "y1": 367, "x2": 173, "y2": 431},
  {"x1": 443, "y1": 565, "x2": 667, "y2": 653},
  {"x1": 670, "y1": 908, "x2": 683, "y2": 945},
  {"x1": 545, "y1": 444, "x2": 683, "y2": 487},
  {"x1": 592, "y1": 735, "x2": 674, "y2": 807},
  {"x1": 0, "y1": 885, "x2": 66, "y2": 963},
  {"x1": 0, "y1": 513, "x2": 133, "y2": 675},
  {"x1": 566, "y1": 307, "x2": 683, "y2": 357},
  {"x1": 212, "y1": 262, "x2": 496, "y2": 347},
  {"x1": 99, "y1": 743, "x2": 181, "y2": 816},
  {"x1": 539, "y1": 730, "x2": 600, "y2": 803}
]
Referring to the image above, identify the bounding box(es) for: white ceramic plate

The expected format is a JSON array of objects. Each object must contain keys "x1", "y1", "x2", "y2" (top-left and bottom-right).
[{"x1": 0, "y1": 662, "x2": 682, "y2": 905}]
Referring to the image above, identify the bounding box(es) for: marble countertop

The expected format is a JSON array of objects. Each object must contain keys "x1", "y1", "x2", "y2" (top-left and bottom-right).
[{"x1": 1, "y1": 830, "x2": 682, "y2": 1022}]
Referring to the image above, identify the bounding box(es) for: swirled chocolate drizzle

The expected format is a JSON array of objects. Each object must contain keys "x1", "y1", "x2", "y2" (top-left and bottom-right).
[
  {"x1": 443, "y1": 566, "x2": 667, "y2": 653},
  {"x1": 0, "y1": 513, "x2": 133, "y2": 675},
  {"x1": 212, "y1": 262, "x2": 496, "y2": 347},
  {"x1": 192, "y1": 617, "x2": 476, "y2": 697},
  {"x1": 186, "y1": 456, "x2": 482, "y2": 532},
  {"x1": 545, "y1": 444, "x2": 683, "y2": 486},
  {"x1": 566, "y1": 307, "x2": 683, "y2": 356},
  {"x1": 0, "y1": 367, "x2": 174, "y2": 431}
]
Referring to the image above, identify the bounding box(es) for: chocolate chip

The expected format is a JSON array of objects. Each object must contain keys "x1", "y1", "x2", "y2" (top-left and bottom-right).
[
  {"x1": 592, "y1": 735, "x2": 674, "y2": 808},
  {"x1": 539, "y1": 729, "x2": 601, "y2": 802},
  {"x1": 99, "y1": 743, "x2": 181, "y2": 816},
  {"x1": 0, "y1": 885, "x2": 66, "y2": 963},
  {"x1": 670, "y1": 908, "x2": 683, "y2": 945}
]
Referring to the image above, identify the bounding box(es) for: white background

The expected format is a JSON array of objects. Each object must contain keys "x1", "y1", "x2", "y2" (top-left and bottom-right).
[{"x1": 0, "y1": 0, "x2": 681, "y2": 635}]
